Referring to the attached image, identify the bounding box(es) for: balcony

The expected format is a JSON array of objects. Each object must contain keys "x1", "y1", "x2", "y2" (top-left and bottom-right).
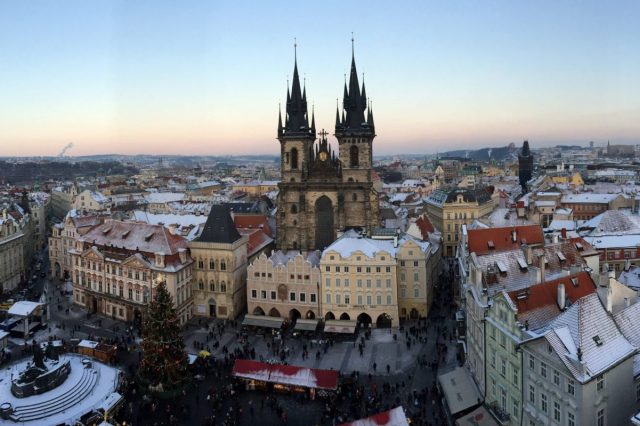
[{"x1": 486, "y1": 402, "x2": 510, "y2": 425}]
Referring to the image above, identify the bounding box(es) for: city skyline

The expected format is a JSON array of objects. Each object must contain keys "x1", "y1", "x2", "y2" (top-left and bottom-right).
[{"x1": 1, "y1": 0, "x2": 639, "y2": 157}]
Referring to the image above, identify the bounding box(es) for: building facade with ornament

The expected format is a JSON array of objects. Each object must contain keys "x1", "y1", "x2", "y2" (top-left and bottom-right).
[{"x1": 69, "y1": 219, "x2": 194, "y2": 325}]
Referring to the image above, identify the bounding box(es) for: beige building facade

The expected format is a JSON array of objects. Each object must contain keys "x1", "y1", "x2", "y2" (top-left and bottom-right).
[
  {"x1": 0, "y1": 213, "x2": 25, "y2": 292},
  {"x1": 70, "y1": 220, "x2": 194, "y2": 325},
  {"x1": 190, "y1": 205, "x2": 248, "y2": 319},
  {"x1": 247, "y1": 251, "x2": 321, "y2": 320},
  {"x1": 321, "y1": 230, "x2": 438, "y2": 328},
  {"x1": 424, "y1": 188, "x2": 494, "y2": 257}
]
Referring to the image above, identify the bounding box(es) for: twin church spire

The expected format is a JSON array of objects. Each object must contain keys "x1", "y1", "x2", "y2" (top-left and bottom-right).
[{"x1": 277, "y1": 38, "x2": 374, "y2": 139}]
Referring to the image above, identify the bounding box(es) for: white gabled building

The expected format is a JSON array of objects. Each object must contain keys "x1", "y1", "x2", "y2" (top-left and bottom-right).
[{"x1": 522, "y1": 293, "x2": 637, "y2": 426}]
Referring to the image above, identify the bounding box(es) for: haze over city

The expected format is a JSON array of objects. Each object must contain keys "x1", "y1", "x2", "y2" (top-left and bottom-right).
[{"x1": 1, "y1": 0, "x2": 639, "y2": 157}]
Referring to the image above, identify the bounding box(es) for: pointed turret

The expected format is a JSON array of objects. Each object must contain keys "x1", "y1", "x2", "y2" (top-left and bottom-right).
[
  {"x1": 310, "y1": 105, "x2": 316, "y2": 135},
  {"x1": 277, "y1": 103, "x2": 283, "y2": 137},
  {"x1": 335, "y1": 100, "x2": 342, "y2": 128},
  {"x1": 282, "y1": 43, "x2": 310, "y2": 135},
  {"x1": 336, "y1": 38, "x2": 371, "y2": 134},
  {"x1": 361, "y1": 77, "x2": 367, "y2": 109},
  {"x1": 368, "y1": 101, "x2": 375, "y2": 130}
]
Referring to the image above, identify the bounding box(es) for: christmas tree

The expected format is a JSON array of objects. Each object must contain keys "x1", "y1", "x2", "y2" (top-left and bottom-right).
[{"x1": 138, "y1": 281, "x2": 189, "y2": 394}]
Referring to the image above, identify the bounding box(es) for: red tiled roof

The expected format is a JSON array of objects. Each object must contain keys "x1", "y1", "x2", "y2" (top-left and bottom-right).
[
  {"x1": 234, "y1": 214, "x2": 272, "y2": 237},
  {"x1": 508, "y1": 271, "x2": 596, "y2": 316},
  {"x1": 239, "y1": 228, "x2": 274, "y2": 258},
  {"x1": 415, "y1": 215, "x2": 435, "y2": 238},
  {"x1": 468, "y1": 225, "x2": 544, "y2": 255}
]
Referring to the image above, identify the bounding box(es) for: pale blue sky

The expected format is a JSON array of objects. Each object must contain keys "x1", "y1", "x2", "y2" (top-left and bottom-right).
[{"x1": 1, "y1": 1, "x2": 638, "y2": 156}]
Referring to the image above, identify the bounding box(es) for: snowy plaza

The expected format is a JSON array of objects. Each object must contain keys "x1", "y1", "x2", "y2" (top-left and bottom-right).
[{"x1": 0, "y1": 354, "x2": 121, "y2": 425}]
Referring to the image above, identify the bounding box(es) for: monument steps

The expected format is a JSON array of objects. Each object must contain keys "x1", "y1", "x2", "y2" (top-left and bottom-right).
[{"x1": 10, "y1": 368, "x2": 99, "y2": 422}]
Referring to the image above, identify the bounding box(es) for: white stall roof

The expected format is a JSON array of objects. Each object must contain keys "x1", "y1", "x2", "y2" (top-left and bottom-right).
[{"x1": 8, "y1": 301, "x2": 42, "y2": 317}]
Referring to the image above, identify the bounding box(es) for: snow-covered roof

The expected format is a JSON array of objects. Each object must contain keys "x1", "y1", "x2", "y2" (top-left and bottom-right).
[
  {"x1": 614, "y1": 302, "x2": 640, "y2": 376},
  {"x1": 322, "y1": 230, "x2": 431, "y2": 260},
  {"x1": 581, "y1": 210, "x2": 640, "y2": 235},
  {"x1": 618, "y1": 266, "x2": 640, "y2": 290},
  {"x1": 561, "y1": 193, "x2": 619, "y2": 204},
  {"x1": 543, "y1": 293, "x2": 636, "y2": 383},
  {"x1": 144, "y1": 192, "x2": 185, "y2": 204},
  {"x1": 8, "y1": 301, "x2": 42, "y2": 317},
  {"x1": 548, "y1": 220, "x2": 577, "y2": 231},
  {"x1": 78, "y1": 340, "x2": 99, "y2": 349},
  {"x1": 583, "y1": 235, "x2": 640, "y2": 249},
  {"x1": 267, "y1": 250, "x2": 321, "y2": 267},
  {"x1": 534, "y1": 200, "x2": 557, "y2": 207}
]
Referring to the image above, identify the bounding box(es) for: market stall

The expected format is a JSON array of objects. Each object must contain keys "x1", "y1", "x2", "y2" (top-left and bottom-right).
[
  {"x1": 323, "y1": 319, "x2": 357, "y2": 334},
  {"x1": 293, "y1": 318, "x2": 319, "y2": 334},
  {"x1": 338, "y1": 406, "x2": 409, "y2": 426},
  {"x1": 232, "y1": 359, "x2": 338, "y2": 398},
  {"x1": 77, "y1": 340, "x2": 116, "y2": 363},
  {"x1": 242, "y1": 314, "x2": 284, "y2": 331}
]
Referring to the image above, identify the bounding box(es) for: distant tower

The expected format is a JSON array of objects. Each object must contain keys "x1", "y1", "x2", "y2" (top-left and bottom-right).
[{"x1": 518, "y1": 140, "x2": 533, "y2": 192}]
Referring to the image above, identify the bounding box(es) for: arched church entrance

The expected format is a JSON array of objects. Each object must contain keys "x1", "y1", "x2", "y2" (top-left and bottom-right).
[{"x1": 315, "y1": 196, "x2": 334, "y2": 250}]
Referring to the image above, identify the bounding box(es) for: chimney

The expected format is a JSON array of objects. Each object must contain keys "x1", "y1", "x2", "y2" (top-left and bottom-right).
[
  {"x1": 561, "y1": 228, "x2": 567, "y2": 239},
  {"x1": 577, "y1": 347, "x2": 582, "y2": 361},
  {"x1": 625, "y1": 297, "x2": 630, "y2": 308},
  {"x1": 522, "y1": 244, "x2": 532, "y2": 265},
  {"x1": 557, "y1": 283, "x2": 566, "y2": 310},
  {"x1": 511, "y1": 229, "x2": 517, "y2": 243},
  {"x1": 552, "y1": 233, "x2": 559, "y2": 244},
  {"x1": 539, "y1": 254, "x2": 546, "y2": 282},
  {"x1": 393, "y1": 235, "x2": 398, "y2": 248}
]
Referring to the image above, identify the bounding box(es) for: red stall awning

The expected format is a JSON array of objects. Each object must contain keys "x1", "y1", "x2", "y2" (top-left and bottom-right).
[{"x1": 232, "y1": 359, "x2": 338, "y2": 390}]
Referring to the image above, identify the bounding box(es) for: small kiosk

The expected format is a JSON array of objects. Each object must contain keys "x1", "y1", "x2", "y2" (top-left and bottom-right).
[
  {"x1": 5, "y1": 301, "x2": 46, "y2": 338},
  {"x1": 77, "y1": 340, "x2": 117, "y2": 363}
]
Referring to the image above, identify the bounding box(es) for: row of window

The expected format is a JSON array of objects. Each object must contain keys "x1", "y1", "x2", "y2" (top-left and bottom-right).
[
  {"x1": 197, "y1": 258, "x2": 228, "y2": 271},
  {"x1": 325, "y1": 277, "x2": 393, "y2": 289},
  {"x1": 325, "y1": 265, "x2": 393, "y2": 273},
  {"x1": 446, "y1": 212, "x2": 475, "y2": 220},
  {"x1": 197, "y1": 280, "x2": 227, "y2": 293},
  {"x1": 325, "y1": 293, "x2": 393, "y2": 306},
  {"x1": 528, "y1": 354, "x2": 580, "y2": 394},
  {"x1": 527, "y1": 384, "x2": 584, "y2": 426},
  {"x1": 252, "y1": 271, "x2": 314, "y2": 282},
  {"x1": 76, "y1": 258, "x2": 149, "y2": 281},
  {"x1": 251, "y1": 289, "x2": 317, "y2": 304}
]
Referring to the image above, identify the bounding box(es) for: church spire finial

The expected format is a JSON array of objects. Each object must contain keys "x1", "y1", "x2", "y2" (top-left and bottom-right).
[
  {"x1": 351, "y1": 32, "x2": 354, "y2": 57},
  {"x1": 294, "y1": 37, "x2": 297, "y2": 62}
]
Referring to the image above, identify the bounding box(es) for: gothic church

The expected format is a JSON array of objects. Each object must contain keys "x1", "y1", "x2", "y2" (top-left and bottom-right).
[{"x1": 276, "y1": 45, "x2": 380, "y2": 251}]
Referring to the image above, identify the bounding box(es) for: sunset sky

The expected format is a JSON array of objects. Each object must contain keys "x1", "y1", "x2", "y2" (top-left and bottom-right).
[{"x1": 1, "y1": 1, "x2": 639, "y2": 157}]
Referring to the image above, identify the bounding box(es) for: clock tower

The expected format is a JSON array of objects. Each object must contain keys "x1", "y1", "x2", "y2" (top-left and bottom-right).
[{"x1": 276, "y1": 43, "x2": 380, "y2": 251}]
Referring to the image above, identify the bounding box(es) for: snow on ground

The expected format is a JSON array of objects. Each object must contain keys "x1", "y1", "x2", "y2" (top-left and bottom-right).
[{"x1": 0, "y1": 354, "x2": 120, "y2": 426}]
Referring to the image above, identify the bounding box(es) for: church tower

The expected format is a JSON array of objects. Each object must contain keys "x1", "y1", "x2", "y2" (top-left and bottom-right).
[
  {"x1": 276, "y1": 42, "x2": 380, "y2": 252},
  {"x1": 335, "y1": 41, "x2": 375, "y2": 182},
  {"x1": 518, "y1": 140, "x2": 533, "y2": 192},
  {"x1": 278, "y1": 45, "x2": 315, "y2": 184}
]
